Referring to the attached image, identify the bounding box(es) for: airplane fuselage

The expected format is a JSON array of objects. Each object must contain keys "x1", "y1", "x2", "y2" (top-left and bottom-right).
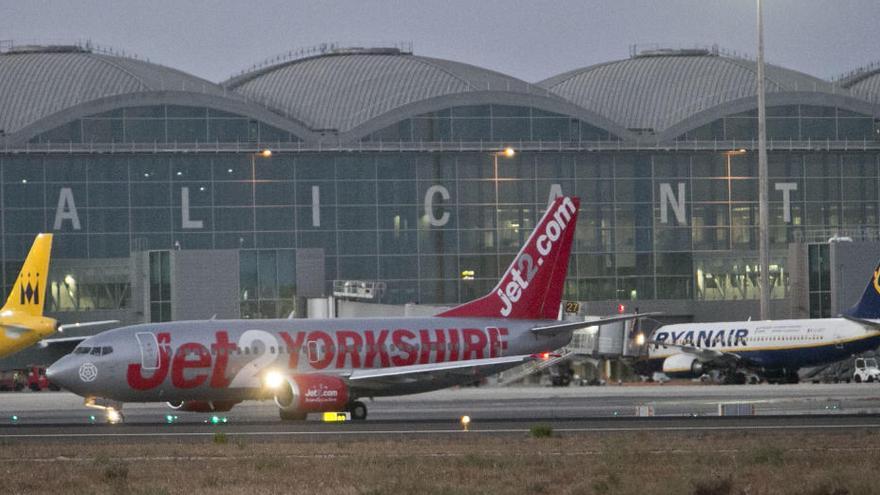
[
  {"x1": 49, "y1": 316, "x2": 569, "y2": 403},
  {"x1": 642, "y1": 318, "x2": 880, "y2": 373}
]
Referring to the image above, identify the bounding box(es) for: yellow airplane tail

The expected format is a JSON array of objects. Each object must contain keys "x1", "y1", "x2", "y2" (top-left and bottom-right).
[{"x1": 4, "y1": 233, "x2": 53, "y2": 316}]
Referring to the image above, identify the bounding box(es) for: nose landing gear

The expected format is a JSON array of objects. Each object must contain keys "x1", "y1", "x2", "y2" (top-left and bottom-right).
[{"x1": 84, "y1": 397, "x2": 125, "y2": 424}]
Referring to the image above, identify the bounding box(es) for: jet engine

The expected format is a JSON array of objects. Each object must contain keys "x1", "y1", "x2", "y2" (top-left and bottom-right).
[
  {"x1": 166, "y1": 400, "x2": 239, "y2": 413},
  {"x1": 661, "y1": 354, "x2": 705, "y2": 379},
  {"x1": 272, "y1": 374, "x2": 349, "y2": 420}
]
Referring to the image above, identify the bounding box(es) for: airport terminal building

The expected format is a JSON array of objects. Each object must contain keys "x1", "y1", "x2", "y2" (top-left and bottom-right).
[{"x1": 1, "y1": 42, "x2": 880, "y2": 327}]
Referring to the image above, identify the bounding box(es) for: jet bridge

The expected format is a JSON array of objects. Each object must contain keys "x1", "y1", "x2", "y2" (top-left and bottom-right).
[{"x1": 499, "y1": 313, "x2": 644, "y2": 386}]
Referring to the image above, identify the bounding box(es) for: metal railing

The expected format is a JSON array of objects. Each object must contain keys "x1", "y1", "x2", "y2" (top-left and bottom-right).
[{"x1": 4, "y1": 138, "x2": 880, "y2": 155}]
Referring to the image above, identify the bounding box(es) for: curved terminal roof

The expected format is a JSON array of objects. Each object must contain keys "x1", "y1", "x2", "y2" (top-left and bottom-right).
[
  {"x1": 224, "y1": 48, "x2": 550, "y2": 133},
  {"x1": 538, "y1": 48, "x2": 834, "y2": 134},
  {"x1": 0, "y1": 44, "x2": 227, "y2": 135},
  {"x1": 838, "y1": 66, "x2": 880, "y2": 101}
]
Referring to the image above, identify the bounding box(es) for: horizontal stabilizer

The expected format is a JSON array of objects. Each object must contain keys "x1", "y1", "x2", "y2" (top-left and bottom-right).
[
  {"x1": 38, "y1": 336, "x2": 89, "y2": 348},
  {"x1": 57, "y1": 320, "x2": 118, "y2": 333}
]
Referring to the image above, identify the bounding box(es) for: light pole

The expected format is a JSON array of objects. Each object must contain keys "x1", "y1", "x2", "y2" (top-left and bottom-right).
[
  {"x1": 756, "y1": 0, "x2": 770, "y2": 319},
  {"x1": 725, "y1": 149, "x2": 747, "y2": 251},
  {"x1": 251, "y1": 148, "x2": 272, "y2": 248},
  {"x1": 492, "y1": 147, "x2": 516, "y2": 278},
  {"x1": 492, "y1": 146, "x2": 516, "y2": 245}
]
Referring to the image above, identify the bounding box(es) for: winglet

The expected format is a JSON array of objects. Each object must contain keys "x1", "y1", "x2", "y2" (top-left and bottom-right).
[
  {"x1": 438, "y1": 197, "x2": 579, "y2": 320},
  {"x1": 4, "y1": 234, "x2": 52, "y2": 317}
]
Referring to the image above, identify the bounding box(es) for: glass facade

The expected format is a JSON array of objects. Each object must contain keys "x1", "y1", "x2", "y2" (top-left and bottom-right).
[
  {"x1": 29, "y1": 106, "x2": 298, "y2": 145},
  {"x1": 1, "y1": 146, "x2": 878, "y2": 307},
  {"x1": 677, "y1": 105, "x2": 880, "y2": 142},
  {"x1": 364, "y1": 105, "x2": 618, "y2": 142}
]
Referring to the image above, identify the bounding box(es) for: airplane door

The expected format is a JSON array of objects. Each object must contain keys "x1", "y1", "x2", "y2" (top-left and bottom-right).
[
  {"x1": 307, "y1": 340, "x2": 320, "y2": 364},
  {"x1": 135, "y1": 332, "x2": 160, "y2": 370}
]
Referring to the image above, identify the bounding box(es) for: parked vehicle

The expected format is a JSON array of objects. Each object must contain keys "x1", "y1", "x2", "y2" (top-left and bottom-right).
[
  {"x1": 0, "y1": 370, "x2": 24, "y2": 391},
  {"x1": 853, "y1": 358, "x2": 880, "y2": 383}
]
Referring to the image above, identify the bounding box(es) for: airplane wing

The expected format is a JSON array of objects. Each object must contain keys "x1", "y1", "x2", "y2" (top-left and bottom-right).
[
  {"x1": 530, "y1": 312, "x2": 661, "y2": 337},
  {"x1": 347, "y1": 354, "x2": 535, "y2": 390},
  {"x1": 647, "y1": 340, "x2": 742, "y2": 366}
]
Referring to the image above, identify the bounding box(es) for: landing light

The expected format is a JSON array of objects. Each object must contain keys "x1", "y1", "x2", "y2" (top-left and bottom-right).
[
  {"x1": 635, "y1": 333, "x2": 646, "y2": 346},
  {"x1": 107, "y1": 409, "x2": 122, "y2": 424},
  {"x1": 502, "y1": 147, "x2": 515, "y2": 158},
  {"x1": 263, "y1": 370, "x2": 285, "y2": 390},
  {"x1": 260, "y1": 149, "x2": 273, "y2": 158}
]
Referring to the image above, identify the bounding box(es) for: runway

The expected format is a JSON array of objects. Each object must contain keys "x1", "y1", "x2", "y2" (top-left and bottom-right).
[{"x1": 2, "y1": 383, "x2": 879, "y2": 441}]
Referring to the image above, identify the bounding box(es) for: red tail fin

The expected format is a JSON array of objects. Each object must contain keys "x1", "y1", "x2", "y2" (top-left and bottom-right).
[{"x1": 438, "y1": 196, "x2": 579, "y2": 320}]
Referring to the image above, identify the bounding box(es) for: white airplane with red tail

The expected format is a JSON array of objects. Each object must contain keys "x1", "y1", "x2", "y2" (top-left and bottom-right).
[{"x1": 48, "y1": 196, "x2": 645, "y2": 421}]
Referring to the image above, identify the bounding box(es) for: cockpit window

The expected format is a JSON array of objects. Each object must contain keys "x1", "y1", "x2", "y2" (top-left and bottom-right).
[{"x1": 77, "y1": 346, "x2": 113, "y2": 356}]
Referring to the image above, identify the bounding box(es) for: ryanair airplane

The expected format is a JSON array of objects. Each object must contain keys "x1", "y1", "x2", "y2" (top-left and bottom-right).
[
  {"x1": 636, "y1": 263, "x2": 880, "y2": 384},
  {"x1": 0, "y1": 234, "x2": 115, "y2": 359}
]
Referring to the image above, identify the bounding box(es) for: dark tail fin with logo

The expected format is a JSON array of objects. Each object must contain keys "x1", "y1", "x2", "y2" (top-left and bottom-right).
[
  {"x1": 438, "y1": 196, "x2": 579, "y2": 320},
  {"x1": 844, "y1": 261, "x2": 880, "y2": 319}
]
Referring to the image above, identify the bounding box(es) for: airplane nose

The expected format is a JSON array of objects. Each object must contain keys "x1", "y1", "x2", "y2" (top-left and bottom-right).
[{"x1": 46, "y1": 357, "x2": 81, "y2": 392}]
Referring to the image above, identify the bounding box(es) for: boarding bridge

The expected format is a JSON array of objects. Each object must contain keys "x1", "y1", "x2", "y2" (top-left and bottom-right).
[
  {"x1": 567, "y1": 317, "x2": 643, "y2": 359},
  {"x1": 499, "y1": 314, "x2": 644, "y2": 385}
]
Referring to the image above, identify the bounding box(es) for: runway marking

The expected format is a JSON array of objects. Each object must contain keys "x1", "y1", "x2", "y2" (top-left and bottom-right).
[{"x1": 2, "y1": 422, "x2": 880, "y2": 439}]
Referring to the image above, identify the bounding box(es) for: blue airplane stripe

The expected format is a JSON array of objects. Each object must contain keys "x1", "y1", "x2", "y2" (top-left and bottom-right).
[{"x1": 737, "y1": 334, "x2": 880, "y2": 369}]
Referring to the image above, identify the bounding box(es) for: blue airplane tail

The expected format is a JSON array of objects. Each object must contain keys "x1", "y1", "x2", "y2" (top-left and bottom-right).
[{"x1": 844, "y1": 262, "x2": 880, "y2": 319}]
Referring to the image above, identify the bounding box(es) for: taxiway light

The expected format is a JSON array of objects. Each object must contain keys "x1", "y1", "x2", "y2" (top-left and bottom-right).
[
  {"x1": 260, "y1": 149, "x2": 273, "y2": 158},
  {"x1": 502, "y1": 147, "x2": 515, "y2": 158},
  {"x1": 460, "y1": 415, "x2": 471, "y2": 431},
  {"x1": 10, "y1": 415, "x2": 18, "y2": 423},
  {"x1": 209, "y1": 415, "x2": 228, "y2": 425},
  {"x1": 165, "y1": 414, "x2": 179, "y2": 424},
  {"x1": 88, "y1": 415, "x2": 97, "y2": 423}
]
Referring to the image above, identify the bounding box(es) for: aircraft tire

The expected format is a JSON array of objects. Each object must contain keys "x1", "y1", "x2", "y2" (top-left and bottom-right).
[
  {"x1": 855, "y1": 375, "x2": 862, "y2": 383},
  {"x1": 350, "y1": 401, "x2": 367, "y2": 420}
]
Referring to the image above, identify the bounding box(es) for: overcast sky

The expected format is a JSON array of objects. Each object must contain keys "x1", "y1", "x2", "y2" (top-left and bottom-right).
[{"x1": 2, "y1": 0, "x2": 878, "y2": 84}]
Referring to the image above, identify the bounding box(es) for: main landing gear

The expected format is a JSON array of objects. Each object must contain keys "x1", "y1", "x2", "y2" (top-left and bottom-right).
[{"x1": 348, "y1": 400, "x2": 367, "y2": 420}]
